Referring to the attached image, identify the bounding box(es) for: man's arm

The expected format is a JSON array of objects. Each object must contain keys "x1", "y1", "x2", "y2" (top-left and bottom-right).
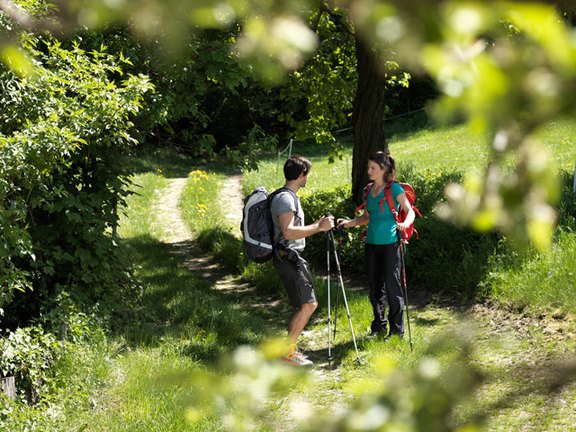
[{"x1": 277, "y1": 211, "x2": 334, "y2": 240}]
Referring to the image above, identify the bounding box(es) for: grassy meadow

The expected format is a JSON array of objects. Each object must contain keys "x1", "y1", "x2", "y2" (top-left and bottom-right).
[
  {"x1": 244, "y1": 117, "x2": 576, "y2": 197},
  {"x1": 238, "y1": 117, "x2": 576, "y2": 429},
  {"x1": 243, "y1": 116, "x2": 576, "y2": 315},
  {"x1": 2, "y1": 120, "x2": 575, "y2": 431}
]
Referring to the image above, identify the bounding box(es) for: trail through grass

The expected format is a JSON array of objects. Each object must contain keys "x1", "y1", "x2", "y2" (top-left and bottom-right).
[
  {"x1": 49, "y1": 136, "x2": 575, "y2": 431},
  {"x1": 85, "y1": 156, "x2": 575, "y2": 431}
]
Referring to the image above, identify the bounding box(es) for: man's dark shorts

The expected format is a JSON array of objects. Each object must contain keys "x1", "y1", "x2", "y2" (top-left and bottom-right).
[{"x1": 273, "y1": 254, "x2": 316, "y2": 309}]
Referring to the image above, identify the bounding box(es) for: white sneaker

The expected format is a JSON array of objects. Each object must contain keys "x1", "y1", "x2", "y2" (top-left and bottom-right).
[{"x1": 281, "y1": 351, "x2": 313, "y2": 367}]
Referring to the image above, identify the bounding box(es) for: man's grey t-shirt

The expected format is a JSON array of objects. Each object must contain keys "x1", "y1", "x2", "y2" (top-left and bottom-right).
[{"x1": 270, "y1": 189, "x2": 305, "y2": 252}]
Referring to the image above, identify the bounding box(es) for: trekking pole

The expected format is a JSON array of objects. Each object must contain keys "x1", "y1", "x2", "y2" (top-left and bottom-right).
[
  {"x1": 328, "y1": 229, "x2": 362, "y2": 364},
  {"x1": 398, "y1": 239, "x2": 414, "y2": 352},
  {"x1": 332, "y1": 230, "x2": 342, "y2": 340},
  {"x1": 326, "y1": 231, "x2": 333, "y2": 363}
]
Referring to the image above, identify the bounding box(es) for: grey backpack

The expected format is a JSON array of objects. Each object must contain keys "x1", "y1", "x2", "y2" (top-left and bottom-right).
[{"x1": 240, "y1": 187, "x2": 296, "y2": 263}]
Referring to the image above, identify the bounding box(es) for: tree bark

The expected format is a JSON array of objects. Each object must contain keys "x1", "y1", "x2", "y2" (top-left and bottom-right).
[{"x1": 351, "y1": 35, "x2": 388, "y2": 204}]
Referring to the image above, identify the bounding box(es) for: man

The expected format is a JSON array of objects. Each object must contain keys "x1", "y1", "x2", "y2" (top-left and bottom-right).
[{"x1": 270, "y1": 155, "x2": 334, "y2": 366}]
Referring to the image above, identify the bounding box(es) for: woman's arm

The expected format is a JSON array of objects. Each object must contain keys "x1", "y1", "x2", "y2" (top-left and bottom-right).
[
  {"x1": 337, "y1": 212, "x2": 370, "y2": 229},
  {"x1": 396, "y1": 192, "x2": 415, "y2": 232}
]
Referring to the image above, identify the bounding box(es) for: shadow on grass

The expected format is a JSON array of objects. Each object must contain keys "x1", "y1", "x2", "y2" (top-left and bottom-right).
[
  {"x1": 413, "y1": 316, "x2": 442, "y2": 327},
  {"x1": 305, "y1": 337, "x2": 369, "y2": 370},
  {"x1": 111, "y1": 234, "x2": 282, "y2": 363}
]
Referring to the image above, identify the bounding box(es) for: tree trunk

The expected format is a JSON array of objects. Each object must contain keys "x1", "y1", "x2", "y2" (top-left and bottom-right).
[{"x1": 351, "y1": 35, "x2": 388, "y2": 204}]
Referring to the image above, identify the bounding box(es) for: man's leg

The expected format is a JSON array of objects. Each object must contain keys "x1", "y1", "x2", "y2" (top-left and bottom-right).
[
  {"x1": 273, "y1": 254, "x2": 317, "y2": 363},
  {"x1": 288, "y1": 302, "x2": 317, "y2": 348}
]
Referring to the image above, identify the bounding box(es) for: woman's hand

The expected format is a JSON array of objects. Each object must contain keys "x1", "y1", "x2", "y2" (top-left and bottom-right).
[{"x1": 337, "y1": 218, "x2": 351, "y2": 228}]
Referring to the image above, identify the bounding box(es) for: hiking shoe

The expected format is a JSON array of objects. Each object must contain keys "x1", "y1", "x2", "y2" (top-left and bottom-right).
[
  {"x1": 281, "y1": 352, "x2": 313, "y2": 367},
  {"x1": 383, "y1": 333, "x2": 404, "y2": 342},
  {"x1": 366, "y1": 330, "x2": 386, "y2": 340}
]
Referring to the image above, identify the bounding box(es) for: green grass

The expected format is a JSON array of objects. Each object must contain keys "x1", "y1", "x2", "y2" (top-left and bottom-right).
[
  {"x1": 73, "y1": 349, "x2": 203, "y2": 432},
  {"x1": 180, "y1": 168, "x2": 244, "y2": 271},
  {"x1": 238, "y1": 120, "x2": 576, "y2": 430},
  {"x1": 4, "y1": 121, "x2": 574, "y2": 431},
  {"x1": 241, "y1": 144, "x2": 352, "y2": 197},
  {"x1": 120, "y1": 172, "x2": 171, "y2": 239},
  {"x1": 7, "y1": 167, "x2": 278, "y2": 431},
  {"x1": 243, "y1": 117, "x2": 575, "y2": 199},
  {"x1": 534, "y1": 118, "x2": 576, "y2": 171},
  {"x1": 246, "y1": 117, "x2": 576, "y2": 311},
  {"x1": 389, "y1": 123, "x2": 490, "y2": 171},
  {"x1": 486, "y1": 231, "x2": 576, "y2": 312},
  {"x1": 107, "y1": 125, "x2": 576, "y2": 431},
  {"x1": 389, "y1": 117, "x2": 575, "y2": 172}
]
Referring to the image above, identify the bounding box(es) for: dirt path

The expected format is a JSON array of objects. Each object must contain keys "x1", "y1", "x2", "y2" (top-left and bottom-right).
[
  {"x1": 153, "y1": 174, "x2": 345, "y2": 390},
  {"x1": 220, "y1": 173, "x2": 243, "y2": 237},
  {"x1": 153, "y1": 174, "x2": 285, "y2": 323},
  {"x1": 152, "y1": 174, "x2": 247, "y2": 291},
  {"x1": 155, "y1": 178, "x2": 192, "y2": 243}
]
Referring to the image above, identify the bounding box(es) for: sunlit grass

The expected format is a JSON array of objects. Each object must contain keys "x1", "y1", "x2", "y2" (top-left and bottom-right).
[
  {"x1": 180, "y1": 168, "x2": 244, "y2": 271},
  {"x1": 239, "y1": 120, "x2": 576, "y2": 430},
  {"x1": 243, "y1": 118, "x2": 575, "y2": 201},
  {"x1": 241, "y1": 146, "x2": 352, "y2": 197},
  {"x1": 60, "y1": 165, "x2": 278, "y2": 431},
  {"x1": 77, "y1": 350, "x2": 202, "y2": 432},
  {"x1": 487, "y1": 231, "x2": 576, "y2": 312},
  {"x1": 118, "y1": 172, "x2": 170, "y2": 240},
  {"x1": 180, "y1": 168, "x2": 225, "y2": 234}
]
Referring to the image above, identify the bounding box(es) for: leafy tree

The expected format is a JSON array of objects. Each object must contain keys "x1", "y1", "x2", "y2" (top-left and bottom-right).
[
  {"x1": 0, "y1": 21, "x2": 152, "y2": 325},
  {"x1": 2, "y1": 0, "x2": 574, "y2": 276}
]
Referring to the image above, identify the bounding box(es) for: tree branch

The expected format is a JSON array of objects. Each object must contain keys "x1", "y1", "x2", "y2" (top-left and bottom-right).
[
  {"x1": 0, "y1": 0, "x2": 59, "y2": 33},
  {"x1": 318, "y1": 0, "x2": 354, "y2": 35},
  {"x1": 0, "y1": 0, "x2": 34, "y2": 29}
]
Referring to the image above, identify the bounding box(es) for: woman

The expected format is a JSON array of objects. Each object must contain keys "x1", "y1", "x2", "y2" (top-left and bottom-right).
[{"x1": 337, "y1": 151, "x2": 415, "y2": 339}]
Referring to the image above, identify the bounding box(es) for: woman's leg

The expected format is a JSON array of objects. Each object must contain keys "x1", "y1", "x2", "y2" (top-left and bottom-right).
[
  {"x1": 383, "y1": 242, "x2": 404, "y2": 336},
  {"x1": 365, "y1": 244, "x2": 387, "y2": 333}
]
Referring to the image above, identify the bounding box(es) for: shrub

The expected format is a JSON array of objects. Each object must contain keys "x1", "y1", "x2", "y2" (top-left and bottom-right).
[
  {"x1": 0, "y1": 31, "x2": 153, "y2": 326},
  {"x1": 557, "y1": 170, "x2": 576, "y2": 230},
  {"x1": 0, "y1": 326, "x2": 59, "y2": 403},
  {"x1": 301, "y1": 167, "x2": 502, "y2": 301},
  {"x1": 300, "y1": 184, "x2": 358, "y2": 268}
]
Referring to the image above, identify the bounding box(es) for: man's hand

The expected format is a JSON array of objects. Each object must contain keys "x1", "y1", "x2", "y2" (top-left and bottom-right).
[{"x1": 318, "y1": 215, "x2": 335, "y2": 232}]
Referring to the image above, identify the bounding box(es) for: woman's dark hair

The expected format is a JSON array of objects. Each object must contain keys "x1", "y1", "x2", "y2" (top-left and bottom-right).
[
  {"x1": 284, "y1": 155, "x2": 312, "y2": 181},
  {"x1": 368, "y1": 151, "x2": 396, "y2": 183}
]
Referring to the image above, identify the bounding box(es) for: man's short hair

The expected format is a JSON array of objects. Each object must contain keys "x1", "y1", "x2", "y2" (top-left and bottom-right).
[{"x1": 284, "y1": 156, "x2": 312, "y2": 181}]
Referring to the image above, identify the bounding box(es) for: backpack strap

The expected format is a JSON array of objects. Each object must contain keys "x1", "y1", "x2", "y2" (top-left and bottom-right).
[
  {"x1": 357, "y1": 182, "x2": 391, "y2": 215},
  {"x1": 384, "y1": 181, "x2": 400, "y2": 222},
  {"x1": 270, "y1": 187, "x2": 299, "y2": 215},
  {"x1": 354, "y1": 183, "x2": 373, "y2": 215}
]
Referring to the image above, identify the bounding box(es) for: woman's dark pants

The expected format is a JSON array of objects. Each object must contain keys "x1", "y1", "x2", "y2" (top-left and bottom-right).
[{"x1": 365, "y1": 242, "x2": 405, "y2": 336}]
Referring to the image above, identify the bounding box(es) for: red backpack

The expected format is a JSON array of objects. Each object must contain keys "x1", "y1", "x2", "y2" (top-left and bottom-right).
[{"x1": 355, "y1": 181, "x2": 422, "y2": 243}]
